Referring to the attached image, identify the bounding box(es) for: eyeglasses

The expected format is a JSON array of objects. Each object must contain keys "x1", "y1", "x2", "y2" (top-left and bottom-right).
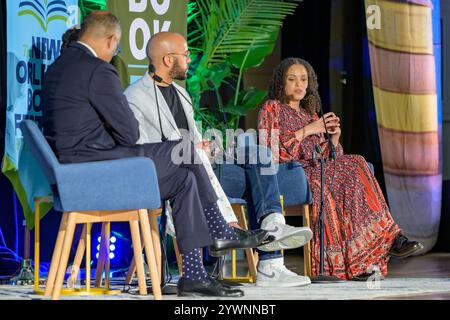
[
  {"x1": 167, "y1": 50, "x2": 190, "y2": 59},
  {"x1": 108, "y1": 34, "x2": 122, "y2": 57}
]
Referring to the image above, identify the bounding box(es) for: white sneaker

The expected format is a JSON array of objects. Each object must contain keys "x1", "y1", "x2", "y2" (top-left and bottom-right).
[
  {"x1": 256, "y1": 258, "x2": 311, "y2": 287},
  {"x1": 258, "y1": 213, "x2": 313, "y2": 252}
]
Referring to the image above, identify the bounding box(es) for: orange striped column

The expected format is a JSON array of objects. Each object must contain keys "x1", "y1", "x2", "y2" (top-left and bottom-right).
[{"x1": 365, "y1": 0, "x2": 441, "y2": 251}]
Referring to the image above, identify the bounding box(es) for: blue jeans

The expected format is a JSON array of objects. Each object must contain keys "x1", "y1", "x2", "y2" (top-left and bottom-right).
[{"x1": 215, "y1": 145, "x2": 283, "y2": 261}]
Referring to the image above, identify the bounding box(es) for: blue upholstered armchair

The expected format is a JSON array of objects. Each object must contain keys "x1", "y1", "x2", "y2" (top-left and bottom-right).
[{"x1": 20, "y1": 120, "x2": 162, "y2": 300}]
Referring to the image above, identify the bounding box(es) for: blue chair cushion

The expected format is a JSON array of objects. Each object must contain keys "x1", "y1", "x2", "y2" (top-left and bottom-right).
[
  {"x1": 54, "y1": 157, "x2": 161, "y2": 212},
  {"x1": 276, "y1": 162, "x2": 312, "y2": 206},
  {"x1": 213, "y1": 161, "x2": 312, "y2": 207},
  {"x1": 227, "y1": 197, "x2": 247, "y2": 205},
  {"x1": 212, "y1": 163, "x2": 246, "y2": 199},
  {"x1": 20, "y1": 120, "x2": 161, "y2": 213}
]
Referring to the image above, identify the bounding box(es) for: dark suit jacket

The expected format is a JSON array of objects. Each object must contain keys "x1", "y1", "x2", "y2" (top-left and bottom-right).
[{"x1": 42, "y1": 42, "x2": 140, "y2": 163}]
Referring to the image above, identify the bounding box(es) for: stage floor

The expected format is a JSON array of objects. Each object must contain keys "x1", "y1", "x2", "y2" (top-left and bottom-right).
[{"x1": 1, "y1": 253, "x2": 449, "y2": 300}]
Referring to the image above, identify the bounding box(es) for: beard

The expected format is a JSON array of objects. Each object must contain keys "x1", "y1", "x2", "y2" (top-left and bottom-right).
[{"x1": 169, "y1": 59, "x2": 188, "y2": 80}]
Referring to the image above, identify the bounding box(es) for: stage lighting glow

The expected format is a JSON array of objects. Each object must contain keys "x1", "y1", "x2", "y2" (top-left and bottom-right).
[
  {"x1": 97, "y1": 244, "x2": 100, "y2": 251},
  {"x1": 109, "y1": 252, "x2": 115, "y2": 259},
  {"x1": 109, "y1": 244, "x2": 116, "y2": 251},
  {"x1": 97, "y1": 236, "x2": 101, "y2": 243},
  {"x1": 110, "y1": 236, "x2": 117, "y2": 243},
  {"x1": 96, "y1": 253, "x2": 99, "y2": 259}
]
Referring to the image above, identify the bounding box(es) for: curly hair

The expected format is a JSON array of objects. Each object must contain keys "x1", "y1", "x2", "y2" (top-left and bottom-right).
[
  {"x1": 268, "y1": 57, "x2": 321, "y2": 115},
  {"x1": 61, "y1": 27, "x2": 80, "y2": 53}
]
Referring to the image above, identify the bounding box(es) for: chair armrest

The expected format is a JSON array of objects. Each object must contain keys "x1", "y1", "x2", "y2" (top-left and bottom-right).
[{"x1": 54, "y1": 157, "x2": 161, "y2": 212}]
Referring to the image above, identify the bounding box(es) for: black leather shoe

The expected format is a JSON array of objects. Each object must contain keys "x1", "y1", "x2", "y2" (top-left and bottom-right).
[
  {"x1": 209, "y1": 228, "x2": 270, "y2": 253},
  {"x1": 351, "y1": 271, "x2": 385, "y2": 281},
  {"x1": 233, "y1": 227, "x2": 276, "y2": 246},
  {"x1": 389, "y1": 233, "x2": 424, "y2": 259},
  {"x1": 208, "y1": 247, "x2": 231, "y2": 257},
  {"x1": 177, "y1": 276, "x2": 244, "y2": 297}
]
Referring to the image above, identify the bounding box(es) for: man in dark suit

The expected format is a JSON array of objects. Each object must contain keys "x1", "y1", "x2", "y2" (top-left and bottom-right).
[{"x1": 41, "y1": 11, "x2": 266, "y2": 297}]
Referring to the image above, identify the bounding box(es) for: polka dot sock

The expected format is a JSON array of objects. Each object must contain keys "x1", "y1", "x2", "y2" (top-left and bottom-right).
[
  {"x1": 181, "y1": 248, "x2": 208, "y2": 283},
  {"x1": 203, "y1": 203, "x2": 238, "y2": 240}
]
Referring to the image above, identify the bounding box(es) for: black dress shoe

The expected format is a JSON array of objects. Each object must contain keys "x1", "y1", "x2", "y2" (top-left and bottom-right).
[
  {"x1": 389, "y1": 233, "x2": 424, "y2": 259},
  {"x1": 351, "y1": 271, "x2": 385, "y2": 281},
  {"x1": 177, "y1": 276, "x2": 244, "y2": 297},
  {"x1": 233, "y1": 227, "x2": 271, "y2": 245},
  {"x1": 209, "y1": 228, "x2": 269, "y2": 255}
]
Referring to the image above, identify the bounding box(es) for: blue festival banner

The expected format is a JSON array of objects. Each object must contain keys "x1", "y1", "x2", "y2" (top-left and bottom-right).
[{"x1": 2, "y1": 0, "x2": 79, "y2": 228}]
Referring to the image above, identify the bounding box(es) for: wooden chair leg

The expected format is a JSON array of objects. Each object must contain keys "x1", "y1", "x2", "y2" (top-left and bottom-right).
[
  {"x1": 44, "y1": 213, "x2": 69, "y2": 296},
  {"x1": 52, "y1": 212, "x2": 77, "y2": 300},
  {"x1": 149, "y1": 210, "x2": 162, "y2": 277},
  {"x1": 302, "y1": 205, "x2": 312, "y2": 277},
  {"x1": 236, "y1": 205, "x2": 258, "y2": 282},
  {"x1": 34, "y1": 199, "x2": 40, "y2": 293},
  {"x1": 68, "y1": 224, "x2": 86, "y2": 287},
  {"x1": 138, "y1": 209, "x2": 162, "y2": 300},
  {"x1": 85, "y1": 223, "x2": 92, "y2": 291},
  {"x1": 126, "y1": 209, "x2": 162, "y2": 284},
  {"x1": 173, "y1": 238, "x2": 183, "y2": 276},
  {"x1": 104, "y1": 222, "x2": 111, "y2": 289},
  {"x1": 125, "y1": 236, "x2": 145, "y2": 284},
  {"x1": 129, "y1": 219, "x2": 147, "y2": 295},
  {"x1": 95, "y1": 222, "x2": 108, "y2": 287},
  {"x1": 125, "y1": 257, "x2": 136, "y2": 285}
]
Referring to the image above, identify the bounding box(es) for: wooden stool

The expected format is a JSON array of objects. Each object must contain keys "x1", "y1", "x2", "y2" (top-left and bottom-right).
[
  {"x1": 283, "y1": 202, "x2": 312, "y2": 277},
  {"x1": 39, "y1": 203, "x2": 162, "y2": 300},
  {"x1": 125, "y1": 209, "x2": 184, "y2": 283},
  {"x1": 34, "y1": 197, "x2": 120, "y2": 297}
]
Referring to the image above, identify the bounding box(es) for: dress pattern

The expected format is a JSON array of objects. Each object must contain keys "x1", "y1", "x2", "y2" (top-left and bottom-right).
[{"x1": 258, "y1": 99, "x2": 400, "y2": 279}]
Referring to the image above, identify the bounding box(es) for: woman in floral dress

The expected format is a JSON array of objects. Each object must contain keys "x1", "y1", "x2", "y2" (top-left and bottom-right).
[{"x1": 258, "y1": 58, "x2": 423, "y2": 280}]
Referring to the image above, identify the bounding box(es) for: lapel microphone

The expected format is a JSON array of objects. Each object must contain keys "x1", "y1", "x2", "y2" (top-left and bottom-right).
[
  {"x1": 149, "y1": 64, "x2": 168, "y2": 142},
  {"x1": 149, "y1": 64, "x2": 194, "y2": 109}
]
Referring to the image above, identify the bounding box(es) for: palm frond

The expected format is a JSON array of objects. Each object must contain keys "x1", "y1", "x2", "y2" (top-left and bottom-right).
[{"x1": 200, "y1": 0, "x2": 301, "y2": 65}]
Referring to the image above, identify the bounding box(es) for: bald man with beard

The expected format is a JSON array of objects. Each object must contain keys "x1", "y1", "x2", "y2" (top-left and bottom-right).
[{"x1": 125, "y1": 32, "x2": 313, "y2": 288}]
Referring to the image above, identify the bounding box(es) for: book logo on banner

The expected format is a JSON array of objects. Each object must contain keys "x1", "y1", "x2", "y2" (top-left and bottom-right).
[
  {"x1": 13, "y1": 0, "x2": 78, "y2": 136},
  {"x1": 18, "y1": 0, "x2": 72, "y2": 32},
  {"x1": 108, "y1": 0, "x2": 186, "y2": 86}
]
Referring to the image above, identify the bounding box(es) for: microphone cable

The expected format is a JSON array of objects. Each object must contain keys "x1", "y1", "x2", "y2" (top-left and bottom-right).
[{"x1": 149, "y1": 64, "x2": 168, "y2": 142}]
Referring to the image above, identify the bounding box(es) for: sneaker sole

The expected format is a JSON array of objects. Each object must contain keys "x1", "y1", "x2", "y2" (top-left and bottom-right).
[
  {"x1": 256, "y1": 279, "x2": 311, "y2": 288},
  {"x1": 258, "y1": 229, "x2": 313, "y2": 252}
]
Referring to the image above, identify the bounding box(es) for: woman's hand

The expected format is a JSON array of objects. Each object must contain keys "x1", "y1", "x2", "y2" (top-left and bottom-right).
[
  {"x1": 296, "y1": 112, "x2": 340, "y2": 140},
  {"x1": 196, "y1": 140, "x2": 214, "y2": 160},
  {"x1": 328, "y1": 125, "x2": 341, "y2": 147}
]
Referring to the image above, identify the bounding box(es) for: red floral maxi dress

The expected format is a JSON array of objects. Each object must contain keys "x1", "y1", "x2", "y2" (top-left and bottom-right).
[{"x1": 258, "y1": 99, "x2": 400, "y2": 280}]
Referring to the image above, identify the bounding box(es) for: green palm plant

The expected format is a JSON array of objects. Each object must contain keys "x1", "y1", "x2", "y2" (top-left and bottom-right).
[
  {"x1": 79, "y1": 0, "x2": 107, "y2": 20},
  {"x1": 187, "y1": 0, "x2": 302, "y2": 132}
]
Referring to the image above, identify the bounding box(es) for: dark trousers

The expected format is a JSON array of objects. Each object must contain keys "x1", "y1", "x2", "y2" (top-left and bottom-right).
[{"x1": 59, "y1": 140, "x2": 217, "y2": 253}]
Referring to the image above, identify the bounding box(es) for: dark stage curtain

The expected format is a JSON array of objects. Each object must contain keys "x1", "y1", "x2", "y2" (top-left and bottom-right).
[{"x1": 281, "y1": 0, "x2": 386, "y2": 197}]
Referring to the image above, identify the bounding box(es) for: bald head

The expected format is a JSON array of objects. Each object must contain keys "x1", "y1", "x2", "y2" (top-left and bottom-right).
[
  {"x1": 146, "y1": 32, "x2": 190, "y2": 83},
  {"x1": 146, "y1": 32, "x2": 187, "y2": 65}
]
